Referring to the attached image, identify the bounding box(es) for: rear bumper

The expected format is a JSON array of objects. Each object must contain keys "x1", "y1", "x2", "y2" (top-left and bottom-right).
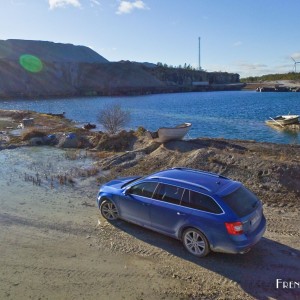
[{"x1": 211, "y1": 216, "x2": 267, "y2": 254}]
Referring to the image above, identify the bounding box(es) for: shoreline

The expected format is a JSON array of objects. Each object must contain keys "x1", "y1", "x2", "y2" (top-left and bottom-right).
[
  {"x1": 0, "y1": 83, "x2": 246, "y2": 100},
  {"x1": 1, "y1": 79, "x2": 299, "y2": 99},
  {"x1": 1, "y1": 108, "x2": 299, "y2": 206},
  {"x1": 242, "y1": 79, "x2": 300, "y2": 91}
]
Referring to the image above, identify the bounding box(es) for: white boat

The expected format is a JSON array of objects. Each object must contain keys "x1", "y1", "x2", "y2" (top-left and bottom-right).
[
  {"x1": 265, "y1": 115, "x2": 299, "y2": 126},
  {"x1": 146, "y1": 123, "x2": 192, "y2": 143}
]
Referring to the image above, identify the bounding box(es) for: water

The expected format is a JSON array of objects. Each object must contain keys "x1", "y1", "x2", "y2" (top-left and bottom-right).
[{"x1": 1, "y1": 91, "x2": 299, "y2": 144}]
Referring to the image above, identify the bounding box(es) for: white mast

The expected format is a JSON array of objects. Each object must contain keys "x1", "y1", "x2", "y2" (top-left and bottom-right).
[{"x1": 198, "y1": 37, "x2": 201, "y2": 71}]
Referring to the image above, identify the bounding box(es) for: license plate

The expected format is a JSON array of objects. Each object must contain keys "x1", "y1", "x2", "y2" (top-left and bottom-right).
[{"x1": 251, "y1": 210, "x2": 261, "y2": 226}]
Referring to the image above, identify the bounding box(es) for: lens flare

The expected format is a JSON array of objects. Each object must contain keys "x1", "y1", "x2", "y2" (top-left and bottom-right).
[{"x1": 19, "y1": 54, "x2": 43, "y2": 73}]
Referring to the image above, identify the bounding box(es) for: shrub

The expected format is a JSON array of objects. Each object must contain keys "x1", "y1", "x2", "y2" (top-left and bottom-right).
[
  {"x1": 136, "y1": 126, "x2": 146, "y2": 136},
  {"x1": 97, "y1": 104, "x2": 130, "y2": 135}
]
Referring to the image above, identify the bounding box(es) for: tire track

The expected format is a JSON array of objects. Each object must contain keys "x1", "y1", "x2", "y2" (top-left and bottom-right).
[
  {"x1": 95, "y1": 219, "x2": 183, "y2": 259},
  {"x1": 0, "y1": 261, "x2": 155, "y2": 281},
  {"x1": 0, "y1": 213, "x2": 90, "y2": 236}
]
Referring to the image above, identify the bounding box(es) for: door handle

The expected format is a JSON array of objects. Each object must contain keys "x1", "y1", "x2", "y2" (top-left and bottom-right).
[
  {"x1": 177, "y1": 212, "x2": 186, "y2": 216},
  {"x1": 142, "y1": 203, "x2": 151, "y2": 206}
]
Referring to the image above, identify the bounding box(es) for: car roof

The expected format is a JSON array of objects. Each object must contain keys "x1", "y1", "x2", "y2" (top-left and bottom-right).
[{"x1": 147, "y1": 167, "x2": 237, "y2": 194}]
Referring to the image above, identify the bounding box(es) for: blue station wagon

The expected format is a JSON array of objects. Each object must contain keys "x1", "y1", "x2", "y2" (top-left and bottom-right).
[{"x1": 97, "y1": 168, "x2": 266, "y2": 257}]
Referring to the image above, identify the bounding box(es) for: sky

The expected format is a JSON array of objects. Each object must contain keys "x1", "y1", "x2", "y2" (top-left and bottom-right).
[{"x1": 1, "y1": 0, "x2": 300, "y2": 78}]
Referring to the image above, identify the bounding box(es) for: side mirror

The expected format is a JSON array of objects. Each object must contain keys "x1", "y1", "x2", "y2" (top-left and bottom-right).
[{"x1": 124, "y1": 188, "x2": 131, "y2": 196}]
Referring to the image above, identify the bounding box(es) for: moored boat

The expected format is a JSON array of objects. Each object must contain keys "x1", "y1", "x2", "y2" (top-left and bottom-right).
[
  {"x1": 265, "y1": 115, "x2": 299, "y2": 126},
  {"x1": 146, "y1": 123, "x2": 192, "y2": 143},
  {"x1": 46, "y1": 112, "x2": 65, "y2": 118},
  {"x1": 83, "y1": 123, "x2": 96, "y2": 130}
]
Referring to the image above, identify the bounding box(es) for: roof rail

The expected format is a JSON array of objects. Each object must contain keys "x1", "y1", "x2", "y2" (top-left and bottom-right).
[
  {"x1": 171, "y1": 167, "x2": 229, "y2": 180},
  {"x1": 148, "y1": 175, "x2": 212, "y2": 192}
]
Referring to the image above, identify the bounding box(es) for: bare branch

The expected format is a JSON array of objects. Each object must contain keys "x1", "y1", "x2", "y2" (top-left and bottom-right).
[{"x1": 97, "y1": 104, "x2": 131, "y2": 134}]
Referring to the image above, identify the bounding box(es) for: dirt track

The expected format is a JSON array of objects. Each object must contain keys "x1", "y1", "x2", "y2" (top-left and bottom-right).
[
  {"x1": 0, "y1": 142, "x2": 299, "y2": 299},
  {"x1": 0, "y1": 189, "x2": 299, "y2": 299}
]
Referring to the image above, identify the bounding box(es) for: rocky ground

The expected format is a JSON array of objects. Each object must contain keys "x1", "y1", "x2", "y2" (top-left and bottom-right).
[
  {"x1": 243, "y1": 80, "x2": 300, "y2": 91},
  {"x1": 0, "y1": 110, "x2": 299, "y2": 299}
]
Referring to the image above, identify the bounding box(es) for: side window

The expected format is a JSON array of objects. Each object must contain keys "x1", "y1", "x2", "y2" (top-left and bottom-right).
[
  {"x1": 129, "y1": 182, "x2": 158, "y2": 198},
  {"x1": 180, "y1": 189, "x2": 190, "y2": 207},
  {"x1": 181, "y1": 190, "x2": 222, "y2": 214},
  {"x1": 153, "y1": 184, "x2": 184, "y2": 205},
  {"x1": 189, "y1": 191, "x2": 222, "y2": 214}
]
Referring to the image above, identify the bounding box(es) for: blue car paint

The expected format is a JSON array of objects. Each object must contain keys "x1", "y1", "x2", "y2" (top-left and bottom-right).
[
  {"x1": 149, "y1": 200, "x2": 190, "y2": 236},
  {"x1": 97, "y1": 168, "x2": 266, "y2": 256},
  {"x1": 119, "y1": 192, "x2": 153, "y2": 226}
]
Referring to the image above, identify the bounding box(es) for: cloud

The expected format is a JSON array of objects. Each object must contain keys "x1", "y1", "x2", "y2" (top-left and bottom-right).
[
  {"x1": 237, "y1": 62, "x2": 268, "y2": 70},
  {"x1": 10, "y1": 0, "x2": 25, "y2": 5},
  {"x1": 49, "y1": 0, "x2": 81, "y2": 10},
  {"x1": 233, "y1": 41, "x2": 242, "y2": 47},
  {"x1": 290, "y1": 52, "x2": 300, "y2": 61},
  {"x1": 90, "y1": 0, "x2": 100, "y2": 6},
  {"x1": 116, "y1": 0, "x2": 148, "y2": 15}
]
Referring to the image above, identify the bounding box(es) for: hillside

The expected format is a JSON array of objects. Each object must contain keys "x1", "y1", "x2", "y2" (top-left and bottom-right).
[
  {"x1": 0, "y1": 39, "x2": 244, "y2": 98},
  {"x1": 241, "y1": 72, "x2": 300, "y2": 82},
  {"x1": 0, "y1": 39, "x2": 108, "y2": 63}
]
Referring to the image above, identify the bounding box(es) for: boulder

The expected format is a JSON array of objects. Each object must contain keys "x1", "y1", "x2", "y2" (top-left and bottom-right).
[{"x1": 58, "y1": 133, "x2": 80, "y2": 148}]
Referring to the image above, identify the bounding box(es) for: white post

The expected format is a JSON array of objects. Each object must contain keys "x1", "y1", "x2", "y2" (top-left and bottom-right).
[{"x1": 198, "y1": 37, "x2": 201, "y2": 71}]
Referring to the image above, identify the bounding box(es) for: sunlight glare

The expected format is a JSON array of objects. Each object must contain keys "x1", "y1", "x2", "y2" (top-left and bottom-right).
[{"x1": 19, "y1": 54, "x2": 43, "y2": 73}]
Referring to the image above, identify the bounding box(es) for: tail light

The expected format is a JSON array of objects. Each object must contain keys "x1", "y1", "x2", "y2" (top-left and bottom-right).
[{"x1": 225, "y1": 222, "x2": 244, "y2": 235}]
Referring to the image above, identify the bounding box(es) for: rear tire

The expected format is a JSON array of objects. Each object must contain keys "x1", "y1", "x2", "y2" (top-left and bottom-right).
[
  {"x1": 100, "y1": 199, "x2": 119, "y2": 220},
  {"x1": 182, "y1": 228, "x2": 210, "y2": 257}
]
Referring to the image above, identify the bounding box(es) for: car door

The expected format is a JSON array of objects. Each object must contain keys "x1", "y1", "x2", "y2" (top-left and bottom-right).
[
  {"x1": 120, "y1": 181, "x2": 158, "y2": 227},
  {"x1": 150, "y1": 184, "x2": 190, "y2": 236}
]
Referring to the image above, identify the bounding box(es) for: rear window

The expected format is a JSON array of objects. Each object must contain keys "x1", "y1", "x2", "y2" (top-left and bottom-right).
[{"x1": 222, "y1": 186, "x2": 259, "y2": 217}]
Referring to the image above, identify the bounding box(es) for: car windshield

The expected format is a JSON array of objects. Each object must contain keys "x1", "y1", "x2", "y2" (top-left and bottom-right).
[
  {"x1": 222, "y1": 186, "x2": 259, "y2": 217},
  {"x1": 121, "y1": 176, "x2": 144, "y2": 188}
]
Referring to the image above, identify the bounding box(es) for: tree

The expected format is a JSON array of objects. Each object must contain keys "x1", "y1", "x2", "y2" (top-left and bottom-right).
[{"x1": 97, "y1": 103, "x2": 131, "y2": 135}]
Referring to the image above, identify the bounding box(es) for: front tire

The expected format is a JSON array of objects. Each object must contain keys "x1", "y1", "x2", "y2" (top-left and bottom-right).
[
  {"x1": 182, "y1": 228, "x2": 210, "y2": 257},
  {"x1": 100, "y1": 199, "x2": 119, "y2": 220}
]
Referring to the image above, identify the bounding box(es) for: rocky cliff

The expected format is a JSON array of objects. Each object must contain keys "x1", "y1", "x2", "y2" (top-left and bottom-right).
[{"x1": 0, "y1": 39, "x2": 243, "y2": 99}]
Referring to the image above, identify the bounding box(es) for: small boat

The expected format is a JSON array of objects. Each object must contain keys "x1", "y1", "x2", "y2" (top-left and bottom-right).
[
  {"x1": 83, "y1": 122, "x2": 96, "y2": 130},
  {"x1": 46, "y1": 112, "x2": 65, "y2": 118},
  {"x1": 265, "y1": 115, "x2": 299, "y2": 127},
  {"x1": 146, "y1": 123, "x2": 192, "y2": 143}
]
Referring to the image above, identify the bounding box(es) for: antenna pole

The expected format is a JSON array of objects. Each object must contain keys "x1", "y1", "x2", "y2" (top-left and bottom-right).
[{"x1": 198, "y1": 37, "x2": 201, "y2": 71}]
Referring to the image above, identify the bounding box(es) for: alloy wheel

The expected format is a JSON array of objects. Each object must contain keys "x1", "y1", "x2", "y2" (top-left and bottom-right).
[
  {"x1": 100, "y1": 200, "x2": 119, "y2": 220},
  {"x1": 183, "y1": 228, "x2": 209, "y2": 257}
]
